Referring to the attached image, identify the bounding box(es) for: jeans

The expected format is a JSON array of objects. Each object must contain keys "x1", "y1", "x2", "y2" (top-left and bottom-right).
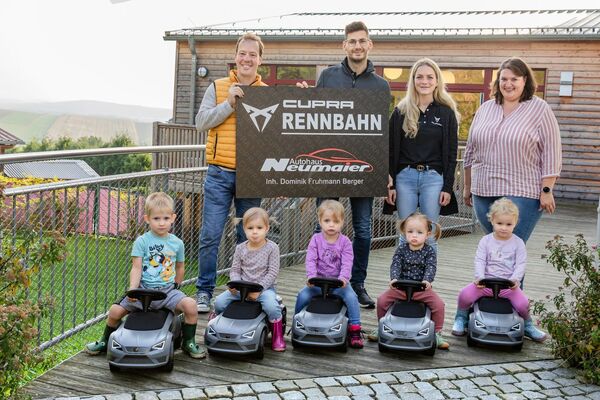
[
  {"x1": 294, "y1": 284, "x2": 361, "y2": 325},
  {"x1": 395, "y1": 167, "x2": 444, "y2": 252},
  {"x1": 316, "y1": 197, "x2": 373, "y2": 287},
  {"x1": 196, "y1": 165, "x2": 261, "y2": 297},
  {"x1": 472, "y1": 195, "x2": 542, "y2": 243},
  {"x1": 214, "y1": 287, "x2": 282, "y2": 321}
]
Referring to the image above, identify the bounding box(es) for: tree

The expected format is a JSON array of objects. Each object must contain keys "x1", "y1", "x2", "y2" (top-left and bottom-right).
[
  {"x1": 9, "y1": 134, "x2": 151, "y2": 176},
  {"x1": 0, "y1": 184, "x2": 66, "y2": 399}
]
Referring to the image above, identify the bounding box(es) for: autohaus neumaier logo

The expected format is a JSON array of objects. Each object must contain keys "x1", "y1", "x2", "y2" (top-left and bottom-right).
[{"x1": 242, "y1": 99, "x2": 381, "y2": 173}]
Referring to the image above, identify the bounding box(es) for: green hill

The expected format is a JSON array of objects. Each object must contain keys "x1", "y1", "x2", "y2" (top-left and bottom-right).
[
  {"x1": 0, "y1": 110, "x2": 153, "y2": 145},
  {"x1": 0, "y1": 110, "x2": 57, "y2": 142}
]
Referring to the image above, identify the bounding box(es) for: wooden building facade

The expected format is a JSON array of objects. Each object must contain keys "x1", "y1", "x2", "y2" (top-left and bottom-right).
[{"x1": 162, "y1": 10, "x2": 600, "y2": 202}]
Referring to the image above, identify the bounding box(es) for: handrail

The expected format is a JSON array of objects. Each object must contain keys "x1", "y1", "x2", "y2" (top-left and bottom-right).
[
  {"x1": 0, "y1": 145, "x2": 205, "y2": 164},
  {"x1": 4, "y1": 167, "x2": 207, "y2": 196}
]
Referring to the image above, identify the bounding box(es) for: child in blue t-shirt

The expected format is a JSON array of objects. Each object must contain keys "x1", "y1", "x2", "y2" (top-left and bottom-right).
[{"x1": 85, "y1": 192, "x2": 205, "y2": 359}]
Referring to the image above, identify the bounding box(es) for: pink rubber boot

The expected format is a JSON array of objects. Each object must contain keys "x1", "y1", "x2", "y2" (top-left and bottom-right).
[{"x1": 271, "y1": 318, "x2": 286, "y2": 352}]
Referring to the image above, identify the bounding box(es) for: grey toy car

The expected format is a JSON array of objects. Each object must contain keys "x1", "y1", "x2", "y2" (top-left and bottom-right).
[
  {"x1": 467, "y1": 278, "x2": 524, "y2": 351},
  {"x1": 377, "y1": 280, "x2": 436, "y2": 355},
  {"x1": 291, "y1": 277, "x2": 348, "y2": 351},
  {"x1": 107, "y1": 288, "x2": 182, "y2": 372},
  {"x1": 204, "y1": 280, "x2": 285, "y2": 359}
]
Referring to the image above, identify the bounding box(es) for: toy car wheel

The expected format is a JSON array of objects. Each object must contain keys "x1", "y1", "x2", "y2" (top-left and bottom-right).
[
  {"x1": 281, "y1": 307, "x2": 287, "y2": 331},
  {"x1": 291, "y1": 338, "x2": 302, "y2": 349},
  {"x1": 109, "y1": 363, "x2": 121, "y2": 373},
  {"x1": 378, "y1": 342, "x2": 387, "y2": 353},
  {"x1": 162, "y1": 345, "x2": 175, "y2": 372},
  {"x1": 338, "y1": 341, "x2": 348, "y2": 353},
  {"x1": 173, "y1": 332, "x2": 182, "y2": 350},
  {"x1": 423, "y1": 341, "x2": 436, "y2": 356},
  {"x1": 466, "y1": 334, "x2": 476, "y2": 347},
  {"x1": 256, "y1": 327, "x2": 267, "y2": 359},
  {"x1": 512, "y1": 342, "x2": 523, "y2": 352}
]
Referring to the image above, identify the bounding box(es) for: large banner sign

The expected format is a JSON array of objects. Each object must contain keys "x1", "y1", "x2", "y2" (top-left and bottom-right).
[{"x1": 236, "y1": 87, "x2": 390, "y2": 198}]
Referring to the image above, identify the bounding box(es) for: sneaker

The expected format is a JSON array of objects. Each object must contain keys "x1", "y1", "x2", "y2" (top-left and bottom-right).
[
  {"x1": 524, "y1": 319, "x2": 547, "y2": 342},
  {"x1": 84, "y1": 340, "x2": 107, "y2": 355},
  {"x1": 182, "y1": 341, "x2": 207, "y2": 359},
  {"x1": 367, "y1": 328, "x2": 378, "y2": 342},
  {"x1": 353, "y1": 285, "x2": 375, "y2": 309},
  {"x1": 451, "y1": 309, "x2": 469, "y2": 336},
  {"x1": 436, "y1": 332, "x2": 450, "y2": 350},
  {"x1": 348, "y1": 324, "x2": 364, "y2": 349},
  {"x1": 196, "y1": 292, "x2": 211, "y2": 313}
]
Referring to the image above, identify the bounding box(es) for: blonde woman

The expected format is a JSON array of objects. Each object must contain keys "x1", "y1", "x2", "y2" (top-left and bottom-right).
[{"x1": 387, "y1": 58, "x2": 460, "y2": 251}]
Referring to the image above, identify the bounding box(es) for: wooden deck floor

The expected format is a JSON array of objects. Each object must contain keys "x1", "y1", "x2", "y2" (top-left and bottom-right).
[{"x1": 25, "y1": 201, "x2": 598, "y2": 398}]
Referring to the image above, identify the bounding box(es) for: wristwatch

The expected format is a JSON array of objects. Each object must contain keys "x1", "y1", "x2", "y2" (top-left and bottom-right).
[{"x1": 542, "y1": 186, "x2": 551, "y2": 193}]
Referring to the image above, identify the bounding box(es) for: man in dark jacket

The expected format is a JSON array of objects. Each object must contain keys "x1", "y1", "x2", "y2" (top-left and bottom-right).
[{"x1": 302, "y1": 21, "x2": 390, "y2": 308}]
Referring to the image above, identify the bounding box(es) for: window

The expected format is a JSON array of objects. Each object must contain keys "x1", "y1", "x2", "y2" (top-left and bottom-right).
[
  {"x1": 276, "y1": 66, "x2": 316, "y2": 81},
  {"x1": 229, "y1": 64, "x2": 316, "y2": 86},
  {"x1": 450, "y1": 93, "x2": 481, "y2": 141},
  {"x1": 380, "y1": 66, "x2": 547, "y2": 140}
]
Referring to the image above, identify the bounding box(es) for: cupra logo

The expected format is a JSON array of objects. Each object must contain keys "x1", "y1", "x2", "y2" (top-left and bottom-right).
[{"x1": 242, "y1": 103, "x2": 279, "y2": 132}]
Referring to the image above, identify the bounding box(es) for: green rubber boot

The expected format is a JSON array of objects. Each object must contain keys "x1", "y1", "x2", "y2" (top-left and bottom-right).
[
  {"x1": 84, "y1": 325, "x2": 117, "y2": 355},
  {"x1": 181, "y1": 323, "x2": 206, "y2": 359}
]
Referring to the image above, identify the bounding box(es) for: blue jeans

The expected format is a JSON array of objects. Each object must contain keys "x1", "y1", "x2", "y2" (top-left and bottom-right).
[
  {"x1": 196, "y1": 165, "x2": 261, "y2": 297},
  {"x1": 395, "y1": 167, "x2": 444, "y2": 252},
  {"x1": 294, "y1": 284, "x2": 361, "y2": 325},
  {"x1": 214, "y1": 287, "x2": 281, "y2": 321},
  {"x1": 472, "y1": 195, "x2": 542, "y2": 243},
  {"x1": 316, "y1": 197, "x2": 373, "y2": 288}
]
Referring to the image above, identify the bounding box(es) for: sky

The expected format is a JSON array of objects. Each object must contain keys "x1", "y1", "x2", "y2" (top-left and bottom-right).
[{"x1": 0, "y1": 0, "x2": 597, "y2": 110}]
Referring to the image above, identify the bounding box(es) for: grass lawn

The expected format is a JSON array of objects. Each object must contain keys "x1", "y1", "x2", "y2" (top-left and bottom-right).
[
  {"x1": 20, "y1": 233, "x2": 203, "y2": 346},
  {"x1": 17, "y1": 231, "x2": 230, "y2": 387}
]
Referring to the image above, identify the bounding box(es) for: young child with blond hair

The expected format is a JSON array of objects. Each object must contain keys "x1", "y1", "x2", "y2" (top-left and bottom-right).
[
  {"x1": 452, "y1": 197, "x2": 547, "y2": 342},
  {"x1": 294, "y1": 200, "x2": 364, "y2": 348},
  {"x1": 212, "y1": 207, "x2": 285, "y2": 351},
  {"x1": 85, "y1": 192, "x2": 205, "y2": 358},
  {"x1": 369, "y1": 212, "x2": 449, "y2": 349}
]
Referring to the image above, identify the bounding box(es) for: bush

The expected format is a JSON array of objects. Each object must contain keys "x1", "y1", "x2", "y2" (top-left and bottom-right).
[
  {"x1": 533, "y1": 234, "x2": 600, "y2": 384},
  {"x1": 0, "y1": 183, "x2": 66, "y2": 399}
]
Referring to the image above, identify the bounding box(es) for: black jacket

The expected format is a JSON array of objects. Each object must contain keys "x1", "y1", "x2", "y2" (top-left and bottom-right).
[
  {"x1": 389, "y1": 103, "x2": 458, "y2": 193},
  {"x1": 388, "y1": 103, "x2": 459, "y2": 215},
  {"x1": 316, "y1": 58, "x2": 390, "y2": 91}
]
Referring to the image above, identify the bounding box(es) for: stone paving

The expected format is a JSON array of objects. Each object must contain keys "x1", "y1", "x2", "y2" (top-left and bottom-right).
[{"x1": 47, "y1": 360, "x2": 600, "y2": 400}]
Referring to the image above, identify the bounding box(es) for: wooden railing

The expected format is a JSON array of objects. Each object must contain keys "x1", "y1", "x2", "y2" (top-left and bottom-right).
[{"x1": 153, "y1": 122, "x2": 206, "y2": 169}]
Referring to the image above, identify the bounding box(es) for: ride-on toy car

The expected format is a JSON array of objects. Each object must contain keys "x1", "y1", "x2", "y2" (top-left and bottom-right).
[
  {"x1": 377, "y1": 280, "x2": 436, "y2": 355},
  {"x1": 467, "y1": 278, "x2": 524, "y2": 351},
  {"x1": 204, "y1": 280, "x2": 286, "y2": 359},
  {"x1": 291, "y1": 277, "x2": 348, "y2": 351},
  {"x1": 107, "y1": 288, "x2": 182, "y2": 372}
]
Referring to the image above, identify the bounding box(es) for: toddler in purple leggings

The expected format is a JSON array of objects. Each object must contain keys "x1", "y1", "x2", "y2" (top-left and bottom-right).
[{"x1": 451, "y1": 198, "x2": 547, "y2": 342}]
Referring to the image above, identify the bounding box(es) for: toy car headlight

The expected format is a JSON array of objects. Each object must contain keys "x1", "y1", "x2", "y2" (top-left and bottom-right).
[
  {"x1": 329, "y1": 323, "x2": 342, "y2": 332},
  {"x1": 242, "y1": 330, "x2": 255, "y2": 339},
  {"x1": 511, "y1": 323, "x2": 521, "y2": 331},
  {"x1": 207, "y1": 326, "x2": 216, "y2": 336},
  {"x1": 418, "y1": 328, "x2": 429, "y2": 336},
  {"x1": 111, "y1": 339, "x2": 122, "y2": 350},
  {"x1": 295, "y1": 320, "x2": 305, "y2": 330},
  {"x1": 382, "y1": 324, "x2": 393, "y2": 334},
  {"x1": 475, "y1": 319, "x2": 486, "y2": 329},
  {"x1": 151, "y1": 340, "x2": 165, "y2": 350}
]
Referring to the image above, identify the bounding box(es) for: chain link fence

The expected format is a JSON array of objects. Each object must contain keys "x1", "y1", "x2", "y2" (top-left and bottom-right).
[{"x1": 0, "y1": 147, "x2": 474, "y2": 350}]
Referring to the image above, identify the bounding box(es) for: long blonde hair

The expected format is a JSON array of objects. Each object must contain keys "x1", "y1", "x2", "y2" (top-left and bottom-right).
[{"x1": 398, "y1": 58, "x2": 459, "y2": 138}]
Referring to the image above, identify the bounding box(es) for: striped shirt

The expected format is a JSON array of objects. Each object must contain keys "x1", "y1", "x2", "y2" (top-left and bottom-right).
[{"x1": 463, "y1": 96, "x2": 562, "y2": 199}]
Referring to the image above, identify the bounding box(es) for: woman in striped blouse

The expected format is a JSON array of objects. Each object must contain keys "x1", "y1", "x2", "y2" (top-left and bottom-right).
[{"x1": 463, "y1": 57, "x2": 562, "y2": 244}]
